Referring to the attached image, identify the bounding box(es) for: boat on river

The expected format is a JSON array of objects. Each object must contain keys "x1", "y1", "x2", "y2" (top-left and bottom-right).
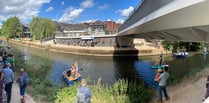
[
  {"x1": 151, "y1": 65, "x2": 169, "y2": 69},
  {"x1": 173, "y1": 52, "x2": 189, "y2": 58},
  {"x1": 62, "y1": 69, "x2": 81, "y2": 85},
  {"x1": 203, "y1": 52, "x2": 208, "y2": 55}
]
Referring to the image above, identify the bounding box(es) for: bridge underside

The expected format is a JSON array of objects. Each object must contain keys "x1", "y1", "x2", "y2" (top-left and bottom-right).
[{"x1": 118, "y1": 0, "x2": 209, "y2": 43}]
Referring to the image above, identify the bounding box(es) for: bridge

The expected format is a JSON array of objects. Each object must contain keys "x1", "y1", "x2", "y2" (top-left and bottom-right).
[{"x1": 117, "y1": 0, "x2": 209, "y2": 47}]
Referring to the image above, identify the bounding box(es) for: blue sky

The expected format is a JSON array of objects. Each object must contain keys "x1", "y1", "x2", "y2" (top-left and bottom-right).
[{"x1": 0, "y1": 0, "x2": 141, "y2": 27}]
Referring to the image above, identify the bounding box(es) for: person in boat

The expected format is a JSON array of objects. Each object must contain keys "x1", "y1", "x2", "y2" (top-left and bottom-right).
[
  {"x1": 66, "y1": 69, "x2": 71, "y2": 77},
  {"x1": 204, "y1": 47, "x2": 207, "y2": 53},
  {"x1": 71, "y1": 62, "x2": 79, "y2": 78},
  {"x1": 159, "y1": 55, "x2": 163, "y2": 66}
]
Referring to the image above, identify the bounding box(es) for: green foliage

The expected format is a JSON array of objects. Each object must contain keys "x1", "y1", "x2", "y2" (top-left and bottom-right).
[
  {"x1": 30, "y1": 17, "x2": 56, "y2": 40},
  {"x1": 161, "y1": 40, "x2": 175, "y2": 51},
  {"x1": 10, "y1": 48, "x2": 60, "y2": 103},
  {"x1": 1, "y1": 16, "x2": 22, "y2": 38},
  {"x1": 161, "y1": 40, "x2": 204, "y2": 52},
  {"x1": 55, "y1": 79, "x2": 150, "y2": 103}
]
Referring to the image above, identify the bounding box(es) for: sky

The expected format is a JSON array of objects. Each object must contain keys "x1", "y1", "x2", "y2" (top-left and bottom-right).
[{"x1": 0, "y1": 0, "x2": 141, "y2": 27}]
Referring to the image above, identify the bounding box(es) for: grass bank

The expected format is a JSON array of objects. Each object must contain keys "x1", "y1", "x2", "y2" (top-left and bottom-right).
[
  {"x1": 55, "y1": 79, "x2": 151, "y2": 103},
  {"x1": 10, "y1": 48, "x2": 60, "y2": 103}
]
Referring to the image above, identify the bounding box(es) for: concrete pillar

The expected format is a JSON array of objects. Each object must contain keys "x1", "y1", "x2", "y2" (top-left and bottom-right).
[{"x1": 116, "y1": 36, "x2": 134, "y2": 48}]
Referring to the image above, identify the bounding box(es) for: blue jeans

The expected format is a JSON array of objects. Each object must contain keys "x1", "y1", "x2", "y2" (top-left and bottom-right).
[
  {"x1": 5, "y1": 82, "x2": 13, "y2": 103},
  {"x1": 20, "y1": 86, "x2": 26, "y2": 96},
  {"x1": 158, "y1": 85, "x2": 168, "y2": 102}
]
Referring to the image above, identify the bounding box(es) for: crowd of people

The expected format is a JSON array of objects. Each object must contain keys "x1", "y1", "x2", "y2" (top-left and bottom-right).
[
  {"x1": 55, "y1": 37, "x2": 115, "y2": 47},
  {"x1": 0, "y1": 45, "x2": 30, "y2": 103}
]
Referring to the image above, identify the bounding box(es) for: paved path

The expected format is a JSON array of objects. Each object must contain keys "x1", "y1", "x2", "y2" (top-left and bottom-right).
[
  {"x1": 150, "y1": 68, "x2": 209, "y2": 103},
  {"x1": 10, "y1": 82, "x2": 36, "y2": 103}
]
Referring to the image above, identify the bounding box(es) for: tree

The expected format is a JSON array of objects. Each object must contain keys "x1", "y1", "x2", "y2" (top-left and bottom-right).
[
  {"x1": 1, "y1": 16, "x2": 22, "y2": 38},
  {"x1": 161, "y1": 40, "x2": 203, "y2": 52},
  {"x1": 30, "y1": 17, "x2": 57, "y2": 40}
]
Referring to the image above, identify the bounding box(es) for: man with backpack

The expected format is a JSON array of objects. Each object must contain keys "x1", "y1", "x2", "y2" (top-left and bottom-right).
[
  {"x1": 76, "y1": 79, "x2": 92, "y2": 103},
  {"x1": 17, "y1": 68, "x2": 29, "y2": 103},
  {"x1": 2, "y1": 63, "x2": 15, "y2": 103}
]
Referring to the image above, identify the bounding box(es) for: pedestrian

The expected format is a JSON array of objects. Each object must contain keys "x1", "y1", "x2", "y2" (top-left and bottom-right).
[
  {"x1": 0, "y1": 69, "x2": 4, "y2": 103},
  {"x1": 156, "y1": 66, "x2": 169, "y2": 103},
  {"x1": 203, "y1": 75, "x2": 209, "y2": 101},
  {"x1": 2, "y1": 63, "x2": 15, "y2": 103},
  {"x1": 17, "y1": 68, "x2": 29, "y2": 103},
  {"x1": 76, "y1": 79, "x2": 92, "y2": 103}
]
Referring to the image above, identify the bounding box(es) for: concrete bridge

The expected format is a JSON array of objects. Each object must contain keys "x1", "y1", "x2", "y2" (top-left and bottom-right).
[{"x1": 117, "y1": 0, "x2": 209, "y2": 47}]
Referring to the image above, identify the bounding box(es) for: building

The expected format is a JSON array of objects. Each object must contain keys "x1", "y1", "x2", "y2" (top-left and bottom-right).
[
  {"x1": 54, "y1": 20, "x2": 121, "y2": 37},
  {"x1": 106, "y1": 21, "x2": 121, "y2": 34}
]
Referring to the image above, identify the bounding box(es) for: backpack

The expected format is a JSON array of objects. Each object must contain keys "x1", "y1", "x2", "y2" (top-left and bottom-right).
[
  {"x1": 77, "y1": 88, "x2": 87, "y2": 103},
  {"x1": 20, "y1": 73, "x2": 29, "y2": 87}
]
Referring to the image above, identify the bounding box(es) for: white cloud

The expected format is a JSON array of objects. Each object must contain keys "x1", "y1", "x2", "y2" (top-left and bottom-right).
[
  {"x1": 80, "y1": 0, "x2": 94, "y2": 8},
  {"x1": 80, "y1": 19, "x2": 96, "y2": 23},
  {"x1": 116, "y1": 19, "x2": 124, "y2": 24},
  {"x1": 59, "y1": 7, "x2": 84, "y2": 23},
  {"x1": 118, "y1": 6, "x2": 134, "y2": 17},
  {"x1": 0, "y1": 0, "x2": 51, "y2": 23},
  {"x1": 97, "y1": 3, "x2": 109, "y2": 10},
  {"x1": 46, "y1": 6, "x2": 54, "y2": 12},
  {"x1": 61, "y1": 1, "x2": 64, "y2": 6},
  {"x1": 107, "y1": 19, "x2": 111, "y2": 21}
]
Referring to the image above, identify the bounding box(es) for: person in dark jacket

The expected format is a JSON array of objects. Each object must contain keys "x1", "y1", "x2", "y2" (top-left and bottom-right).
[
  {"x1": 203, "y1": 75, "x2": 209, "y2": 101},
  {"x1": 0, "y1": 70, "x2": 4, "y2": 103}
]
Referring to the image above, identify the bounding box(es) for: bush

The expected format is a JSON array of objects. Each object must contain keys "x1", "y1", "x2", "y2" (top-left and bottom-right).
[
  {"x1": 10, "y1": 48, "x2": 60, "y2": 103},
  {"x1": 55, "y1": 79, "x2": 150, "y2": 103}
]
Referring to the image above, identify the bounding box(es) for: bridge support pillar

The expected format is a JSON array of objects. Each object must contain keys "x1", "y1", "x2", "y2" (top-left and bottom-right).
[{"x1": 116, "y1": 36, "x2": 134, "y2": 48}]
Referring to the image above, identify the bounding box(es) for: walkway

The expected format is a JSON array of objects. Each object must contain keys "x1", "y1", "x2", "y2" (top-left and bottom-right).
[
  {"x1": 150, "y1": 68, "x2": 209, "y2": 103},
  {"x1": 9, "y1": 82, "x2": 36, "y2": 103}
]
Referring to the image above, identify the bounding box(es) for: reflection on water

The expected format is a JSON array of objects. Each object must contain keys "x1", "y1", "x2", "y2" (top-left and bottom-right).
[
  {"x1": 135, "y1": 61, "x2": 157, "y2": 89},
  {"x1": 10, "y1": 43, "x2": 209, "y2": 88}
]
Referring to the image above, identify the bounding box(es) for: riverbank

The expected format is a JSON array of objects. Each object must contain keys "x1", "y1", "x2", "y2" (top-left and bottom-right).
[
  {"x1": 5, "y1": 38, "x2": 170, "y2": 56},
  {"x1": 150, "y1": 67, "x2": 209, "y2": 103}
]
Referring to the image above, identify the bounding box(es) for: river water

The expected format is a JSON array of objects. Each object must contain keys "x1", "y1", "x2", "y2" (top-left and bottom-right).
[{"x1": 10, "y1": 43, "x2": 209, "y2": 88}]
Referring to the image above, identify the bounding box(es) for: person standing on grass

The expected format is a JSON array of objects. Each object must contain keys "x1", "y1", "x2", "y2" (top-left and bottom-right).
[
  {"x1": 17, "y1": 68, "x2": 29, "y2": 103},
  {"x1": 156, "y1": 66, "x2": 169, "y2": 103},
  {"x1": 76, "y1": 79, "x2": 92, "y2": 103},
  {"x1": 2, "y1": 63, "x2": 15, "y2": 103}
]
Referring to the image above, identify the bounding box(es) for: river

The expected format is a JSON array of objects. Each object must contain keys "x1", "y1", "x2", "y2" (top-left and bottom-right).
[{"x1": 10, "y1": 43, "x2": 209, "y2": 88}]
